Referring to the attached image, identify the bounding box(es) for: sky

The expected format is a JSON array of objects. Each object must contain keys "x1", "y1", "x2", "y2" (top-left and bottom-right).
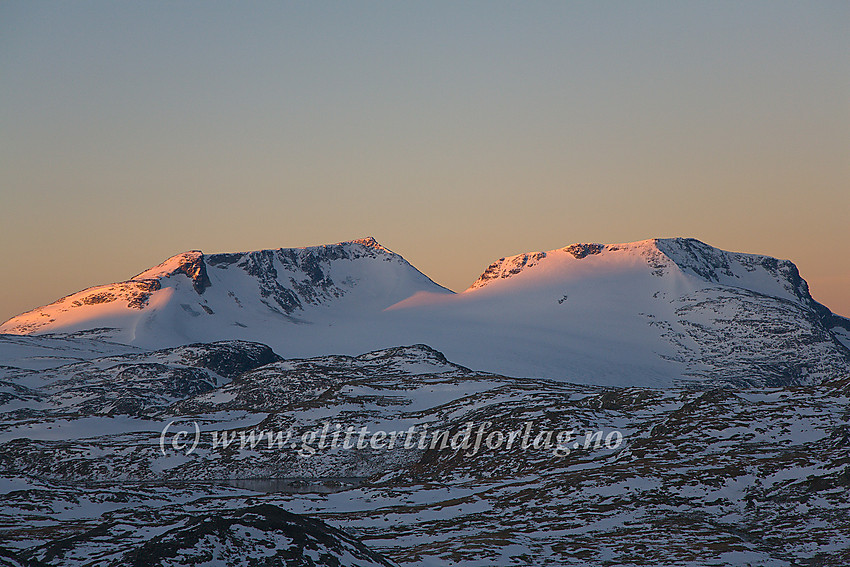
[{"x1": 1, "y1": 1, "x2": 848, "y2": 320}]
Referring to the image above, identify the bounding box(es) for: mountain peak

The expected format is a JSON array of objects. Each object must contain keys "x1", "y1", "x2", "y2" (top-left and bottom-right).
[
  {"x1": 650, "y1": 237, "x2": 810, "y2": 300},
  {"x1": 133, "y1": 250, "x2": 210, "y2": 294},
  {"x1": 466, "y1": 237, "x2": 811, "y2": 302},
  {"x1": 2, "y1": 236, "x2": 847, "y2": 387},
  {"x1": 344, "y1": 236, "x2": 384, "y2": 249},
  {"x1": 0, "y1": 237, "x2": 449, "y2": 341}
]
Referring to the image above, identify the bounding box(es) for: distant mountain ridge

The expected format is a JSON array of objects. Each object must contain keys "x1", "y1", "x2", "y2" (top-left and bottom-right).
[{"x1": 2, "y1": 237, "x2": 848, "y2": 387}]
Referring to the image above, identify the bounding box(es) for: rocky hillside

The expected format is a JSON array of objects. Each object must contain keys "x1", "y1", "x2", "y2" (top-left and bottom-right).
[{"x1": 0, "y1": 337, "x2": 848, "y2": 566}]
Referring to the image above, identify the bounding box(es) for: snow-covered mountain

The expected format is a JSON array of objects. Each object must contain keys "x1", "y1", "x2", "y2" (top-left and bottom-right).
[
  {"x1": 387, "y1": 237, "x2": 850, "y2": 386},
  {"x1": 2, "y1": 237, "x2": 848, "y2": 387},
  {"x1": 0, "y1": 236, "x2": 452, "y2": 348},
  {"x1": 4, "y1": 238, "x2": 849, "y2": 565}
]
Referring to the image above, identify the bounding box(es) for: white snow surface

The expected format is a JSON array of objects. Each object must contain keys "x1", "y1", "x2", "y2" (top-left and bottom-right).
[{"x1": 2, "y1": 237, "x2": 847, "y2": 387}]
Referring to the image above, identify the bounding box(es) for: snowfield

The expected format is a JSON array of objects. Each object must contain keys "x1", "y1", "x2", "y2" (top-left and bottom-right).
[
  {"x1": 1, "y1": 237, "x2": 849, "y2": 565},
  {"x1": 0, "y1": 340, "x2": 848, "y2": 566},
  {"x1": 2, "y1": 237, "x2": 848, "y2": 387}
]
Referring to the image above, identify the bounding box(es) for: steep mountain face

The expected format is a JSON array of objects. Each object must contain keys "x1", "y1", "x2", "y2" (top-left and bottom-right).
[
  {"x1": 388, "y1": 238, "x2": 850, "y2": 386},
  {"x1": 2, "y1": 237, "x2": 848, "y2": 387},
  {"x1": 0, "y1": 238, "x2": 452, "y2": 349}
]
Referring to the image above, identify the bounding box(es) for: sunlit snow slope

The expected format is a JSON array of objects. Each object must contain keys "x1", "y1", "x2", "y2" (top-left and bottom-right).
[
  {"x1": 1, "y1": 237, "x2": 450, "y2": 349},
  {"x1": 3, "y1": 237, "x2": 848, "y2": 387}
]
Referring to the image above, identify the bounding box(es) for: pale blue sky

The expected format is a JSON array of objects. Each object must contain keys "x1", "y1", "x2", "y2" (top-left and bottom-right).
[{"x1": 2, "y1": 1, "x2": 848, "y2": 318}]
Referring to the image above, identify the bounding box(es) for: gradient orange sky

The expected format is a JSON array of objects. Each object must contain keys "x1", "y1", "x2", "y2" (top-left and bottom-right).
[{"x1": 1, "y1": 2, "x2": 848, "y2": 321}]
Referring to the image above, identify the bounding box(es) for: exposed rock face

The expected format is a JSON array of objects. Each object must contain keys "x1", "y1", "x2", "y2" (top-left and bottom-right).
[
  {"x1": 172, "y1": 252, "x2": 211, "y2": 294},
  {"x1": 563, "y1": 242, "x2": 604, "y2": 259},
  {"x1": 654, "y1": 238, "x2": 809, "y2": 299},
  {"x1": 206, "y1": 245, "x2": 351, "y2": 315},
  {"x1": 204, "y1": 237, "x2": 424, "y2": 315},
  {"x1": 468, "y1": 251, "x2": 548, "y2": 289},
  {"x1": 133, "y1": 251, "x2": 211, "y2": 294}
]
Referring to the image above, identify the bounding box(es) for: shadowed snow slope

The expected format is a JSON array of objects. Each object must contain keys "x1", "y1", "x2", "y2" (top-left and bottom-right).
[{"x1": 2, "y1": 237, "x2": 848, "y2": 387}]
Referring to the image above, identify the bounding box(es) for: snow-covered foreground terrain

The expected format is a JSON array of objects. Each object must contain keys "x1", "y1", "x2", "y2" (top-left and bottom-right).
[
  {"x1": 1, "y1": 337, "x2": 848, "y2": 566},
  {"x1": 1, "y1": 237, "x2": 848, "y2": 565},
  {"x1": 3, "y1": 237, "x2": 849, "y2": 387}
]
